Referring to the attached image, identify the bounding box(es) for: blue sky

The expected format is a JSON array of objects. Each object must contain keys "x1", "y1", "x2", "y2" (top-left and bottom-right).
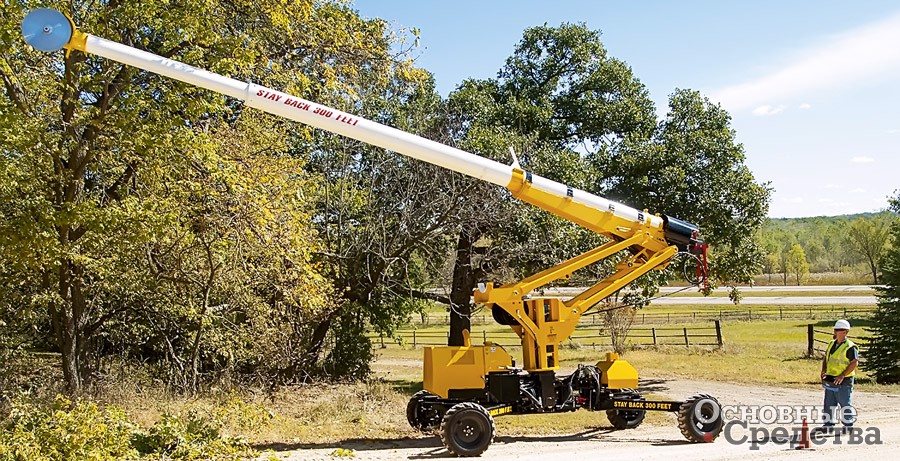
[{"x1": 352, "y1": 1, "x2": 900, "y2": 218}]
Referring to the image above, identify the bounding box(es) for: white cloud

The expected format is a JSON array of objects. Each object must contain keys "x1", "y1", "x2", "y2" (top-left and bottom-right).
[
  {"x1": 752, "y1": 104, "x2": 785, "y2": 116},
  {"x1": 887, "y1": 128, "x2": 900, "y2": 134},
  {"x1": 851, "y1": 156, "x2": 875, "y2": 163},
  {"x1": 799, "y1": 103, "x2": 812, "y2": 109},
  {"x1": 782, "y1": 196, "x2": 804, "y2": 204},
  {"x1": 818, "y1": 198, "x2": 834, "y2": 203},
  {"x1": 709, "y1": 12, "x2": 900, "y2": 111},
  {"x1": 823, "y1": 184, "x2": 842, "y2": 190},
  {"x1": 850, "y1": 188, "x2": 867, "y2": 193}
]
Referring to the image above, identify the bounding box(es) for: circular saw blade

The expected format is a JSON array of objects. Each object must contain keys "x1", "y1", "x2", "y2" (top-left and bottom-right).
[{"x1": 22, "y1": 9, "x2": 73, "y2": 52}]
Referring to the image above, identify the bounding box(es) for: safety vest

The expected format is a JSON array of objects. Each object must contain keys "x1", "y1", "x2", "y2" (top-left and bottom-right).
[{"x1": 825, "y1": 339, "x2": 857, "y2": 377}]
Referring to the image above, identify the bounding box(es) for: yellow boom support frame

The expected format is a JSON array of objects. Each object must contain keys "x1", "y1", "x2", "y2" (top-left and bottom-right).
[{"x1": 469, "y1": 168, "x2": 678, "y2": 372}]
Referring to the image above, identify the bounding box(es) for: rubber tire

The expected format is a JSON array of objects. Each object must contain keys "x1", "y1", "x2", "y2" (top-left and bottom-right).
[
  {"x1": 606, "y1": 389, "x2": 646, "y2": 429},
  {"x1": 677, "y1": 393, "x2": 724, "y2": 443},
  {"x1": 439, "y1": 402, "x2": 495, "y2": 457},
  {"x1": 407, "y1": 390, "x2": 438, "y2": 431}
]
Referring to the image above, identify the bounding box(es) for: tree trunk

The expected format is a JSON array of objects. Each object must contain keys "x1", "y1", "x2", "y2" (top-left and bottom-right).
[
  {"x1": 448, "y1": 227, "x2": 482, "y2": 347},
  {"x1": 296, "y1": 308, "x2": 342, "y2": 379},
  {"x1": 53, "y1": 259, "x2": 89, "y2": 393},
  {"x1": 189, "y1": 287, "x2": 210, "y2": 393},
  {"x1": 868, "y1": 257, "x2": 879, "y2": 285}
]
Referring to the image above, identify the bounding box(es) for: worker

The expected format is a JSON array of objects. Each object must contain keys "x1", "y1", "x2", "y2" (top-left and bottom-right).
[{"x1": 817, "y1": 319, "x2": 859, "y2": 434}]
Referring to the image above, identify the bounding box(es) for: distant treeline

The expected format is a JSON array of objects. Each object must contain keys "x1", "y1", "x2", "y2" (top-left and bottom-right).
[{"x1": 759, "y1": 212, "x2": 895, "y2": 285}]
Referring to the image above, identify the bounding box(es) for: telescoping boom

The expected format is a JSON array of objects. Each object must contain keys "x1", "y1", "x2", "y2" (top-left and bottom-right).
[{"x1": 22, "y1": 9, "x2": 721, "y2": 456}]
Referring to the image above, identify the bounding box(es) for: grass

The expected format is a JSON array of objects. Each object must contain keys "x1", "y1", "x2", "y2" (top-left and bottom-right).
[
  {"x1": 10, "y1": 306, "x2": 896, "y2": 452},
  {"x1": 372, "y1": 317, "x2": 898, "y2": 394}
]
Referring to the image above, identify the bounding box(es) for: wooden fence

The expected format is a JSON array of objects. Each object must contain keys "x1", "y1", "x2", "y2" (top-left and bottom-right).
[
  {"x1": 412, "y1": 306, "x2": 873, "y2": 326},
  {"x1": 629, "y1": 321, "x2": 723, "y2": 347},
  {"x1": 806, "y1": 323, "x2": 868, "y2": 358},
  {"x1": 368, "y1": 321, "x2": 723, "y2": 349}
]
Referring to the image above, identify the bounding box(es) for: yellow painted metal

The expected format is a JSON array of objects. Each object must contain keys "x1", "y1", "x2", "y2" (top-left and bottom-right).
[
  {"x1": 423, "y1": 340, "x2": 513, "y2": 398},
  {"x1": 469, "y1": 169, "x2": 682, "y2": 372},
  {"x1": 505, "y1": 168, "x2": 670, "y2": 248},
  {"x1": 597, "y1": 352, "x2": 639, "y2": 389},
  {"x1": 61, "y1": 13, "x2": 87, "y2": 52}
]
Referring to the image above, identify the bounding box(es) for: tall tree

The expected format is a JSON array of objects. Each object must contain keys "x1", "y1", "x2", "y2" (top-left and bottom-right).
[
  {"x1": 847, "y1": 215, "x2": 892, "y2": 284},
  {"x1": 441, "y1": 27, "x2": 771, "y2": 345},
  {"x1": 863, "y1": 196, "x2": 900, "y2": 383},
  {"x1": 786, "y1": 243, "x2": 809, "y2": 286},
  {"x1": 0, "y1": 0, "x2": 407, "y2": 392},
  {"x1": 599, "y1": 90, "x2": 771, "y2": 286},
  {"x1": 440, "y1": 23, "x2": 657, "y2": 345}
]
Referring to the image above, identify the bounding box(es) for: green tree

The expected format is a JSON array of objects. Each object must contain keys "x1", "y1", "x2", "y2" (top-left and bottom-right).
[
  {"x1": 863, "y1": 196, "x2": 900, "y2": 383},
  {"x1": 847, "y1": 215, "x2": 892, "y2": 284},
  {"x1": 786, "y1": 243, "x2": 809, "y2": 286},
  {"x1": 441, "y1": 23, "x2": 658, "y2": 345},
  {"x1": 600, "y1": 89, "x2": 772, "y2": 286},
  {"x1": 0, "y1": 0, "x2": 407, "y2": 392}
]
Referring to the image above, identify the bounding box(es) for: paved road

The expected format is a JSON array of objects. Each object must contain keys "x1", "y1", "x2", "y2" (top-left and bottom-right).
[
  {"x1": 657, "y1": 285, "x2": 878, "y2": 293},
  {"x1": 539, "y1": 285, "x2": 878, "y2": 305},
  {"x1": 650, "y1": 296, "x2": 876, "y2": 305}
]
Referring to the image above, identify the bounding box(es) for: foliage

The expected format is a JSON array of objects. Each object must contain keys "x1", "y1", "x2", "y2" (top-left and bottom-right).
[
  {"x1": 329, "y1": 448, "x2": 357, "y2": 458},
  {"x1": 760, "y1": 213, "x2": 895, "y2": 284},
  {"x1": 600, "y1": 89, "x2": 771, "y2": 286},
  {"x1": 132, "y1": 397, "x2": 269, "y2": 461},
  {"x1": 864, "y1": 196, "x2": 900, "y2": 383},
  {"x1": 436, "y1": 25, "x2": 769, "y2": 346},
  {"x1": 603, "y1": 305, "x2": 637, "y2": 355},
  {"x1": 300, "y1": 50, "x2": 443, "y2": 363},
  {"x1": 0, "y1": 394, "x2": 271, "y2": 461},
  {"x1": 786, "y1": 243, "x2": 809, "y2": 286},
  {"x1": 0, "y1": 0, "x2": 417, "y2": 391},
  {"x1": 847, "y1": 215, "x2": 893, "y2": 284},
  {"x1": 0, "y1": 396, "x2": 137, "y2": 460}
]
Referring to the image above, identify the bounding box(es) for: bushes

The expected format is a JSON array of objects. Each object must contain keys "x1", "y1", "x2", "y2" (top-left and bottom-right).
[
  {"x1": 0, "y1": 395, "x2": 271, "y2": 461},
  {"x1": 0, "y1": 396, "x2": 137, "y2": 461}
]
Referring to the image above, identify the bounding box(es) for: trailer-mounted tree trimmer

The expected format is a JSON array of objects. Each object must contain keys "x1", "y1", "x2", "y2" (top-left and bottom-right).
[{"x1": 22, "y1": 8, "x2": 725, "y2": 456}]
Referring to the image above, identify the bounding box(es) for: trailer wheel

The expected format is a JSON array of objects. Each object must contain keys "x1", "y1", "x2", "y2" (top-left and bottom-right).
[
  {"x1": 406, "y1": 390, "x2": 440, "y2": 431},
  {"x1": 439, "y1": 402, "x2": 494, "y2": 457},
  {"x1": 606, "y1": 389, "x2": 646, "y2": 429},
  {"x1": 677, "y1": 394, "x2": 723, "y2": 442}
]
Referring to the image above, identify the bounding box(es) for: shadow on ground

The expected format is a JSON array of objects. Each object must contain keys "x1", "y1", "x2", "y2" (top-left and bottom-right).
[
  {"x1": 254, "y1": 426, "x2": 691, "y2": 457},
  {"x1": 638, "y1": 377, "x2": 672, "y2": 394}
]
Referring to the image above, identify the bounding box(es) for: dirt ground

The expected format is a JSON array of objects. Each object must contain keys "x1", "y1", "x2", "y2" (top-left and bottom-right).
[{"x1": 274, "y1": 374, "x2": 900, "y2": 460}]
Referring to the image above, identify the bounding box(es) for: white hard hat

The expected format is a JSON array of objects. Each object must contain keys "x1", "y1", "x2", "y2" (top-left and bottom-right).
[{"x1": 834, "y1": 319, "x2": 851, "y2": 330}]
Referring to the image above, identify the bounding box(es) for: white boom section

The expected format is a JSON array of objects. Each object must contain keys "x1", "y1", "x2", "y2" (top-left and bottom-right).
[{"x1": 80, "y1": 34, "x2": 663, "y2": 229}]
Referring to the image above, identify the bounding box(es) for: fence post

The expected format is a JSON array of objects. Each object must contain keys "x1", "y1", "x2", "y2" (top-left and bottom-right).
[
  {"x1": 667, "y1": 313, "x2": 671, "y2": 323},
  {"x1": 652, "y1": 328, "x2": 657, "y2": 346},
  {"x1": 807, "y1": 324, "x2": 813, "y2": 357},
  {"x1": 683, "y1": 327, "x2": 690, "y2": 346},
  {"x1": 413, "y1": 330, "x2": 417, "y2": 348},
  {"x1": 483, "y1": 330, "x2": 487, "y2": 344},
  {"x1": 748, "y1": 309, "x2": 752, "y2": 321},
  {"x1": 715, "y1": 320, "x2": 723, "y2": 347},
  {"x1": 843, "y1": 307, "x2": 847, "y2": 318},
  {"x1": 780, "y1": 307, "x2": 783, "y2": 321}
]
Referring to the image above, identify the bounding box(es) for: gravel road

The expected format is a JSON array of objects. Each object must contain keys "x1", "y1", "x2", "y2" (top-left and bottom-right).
[{"x1": 278, "y1": 377, "x2": 900, "y2": 460}]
